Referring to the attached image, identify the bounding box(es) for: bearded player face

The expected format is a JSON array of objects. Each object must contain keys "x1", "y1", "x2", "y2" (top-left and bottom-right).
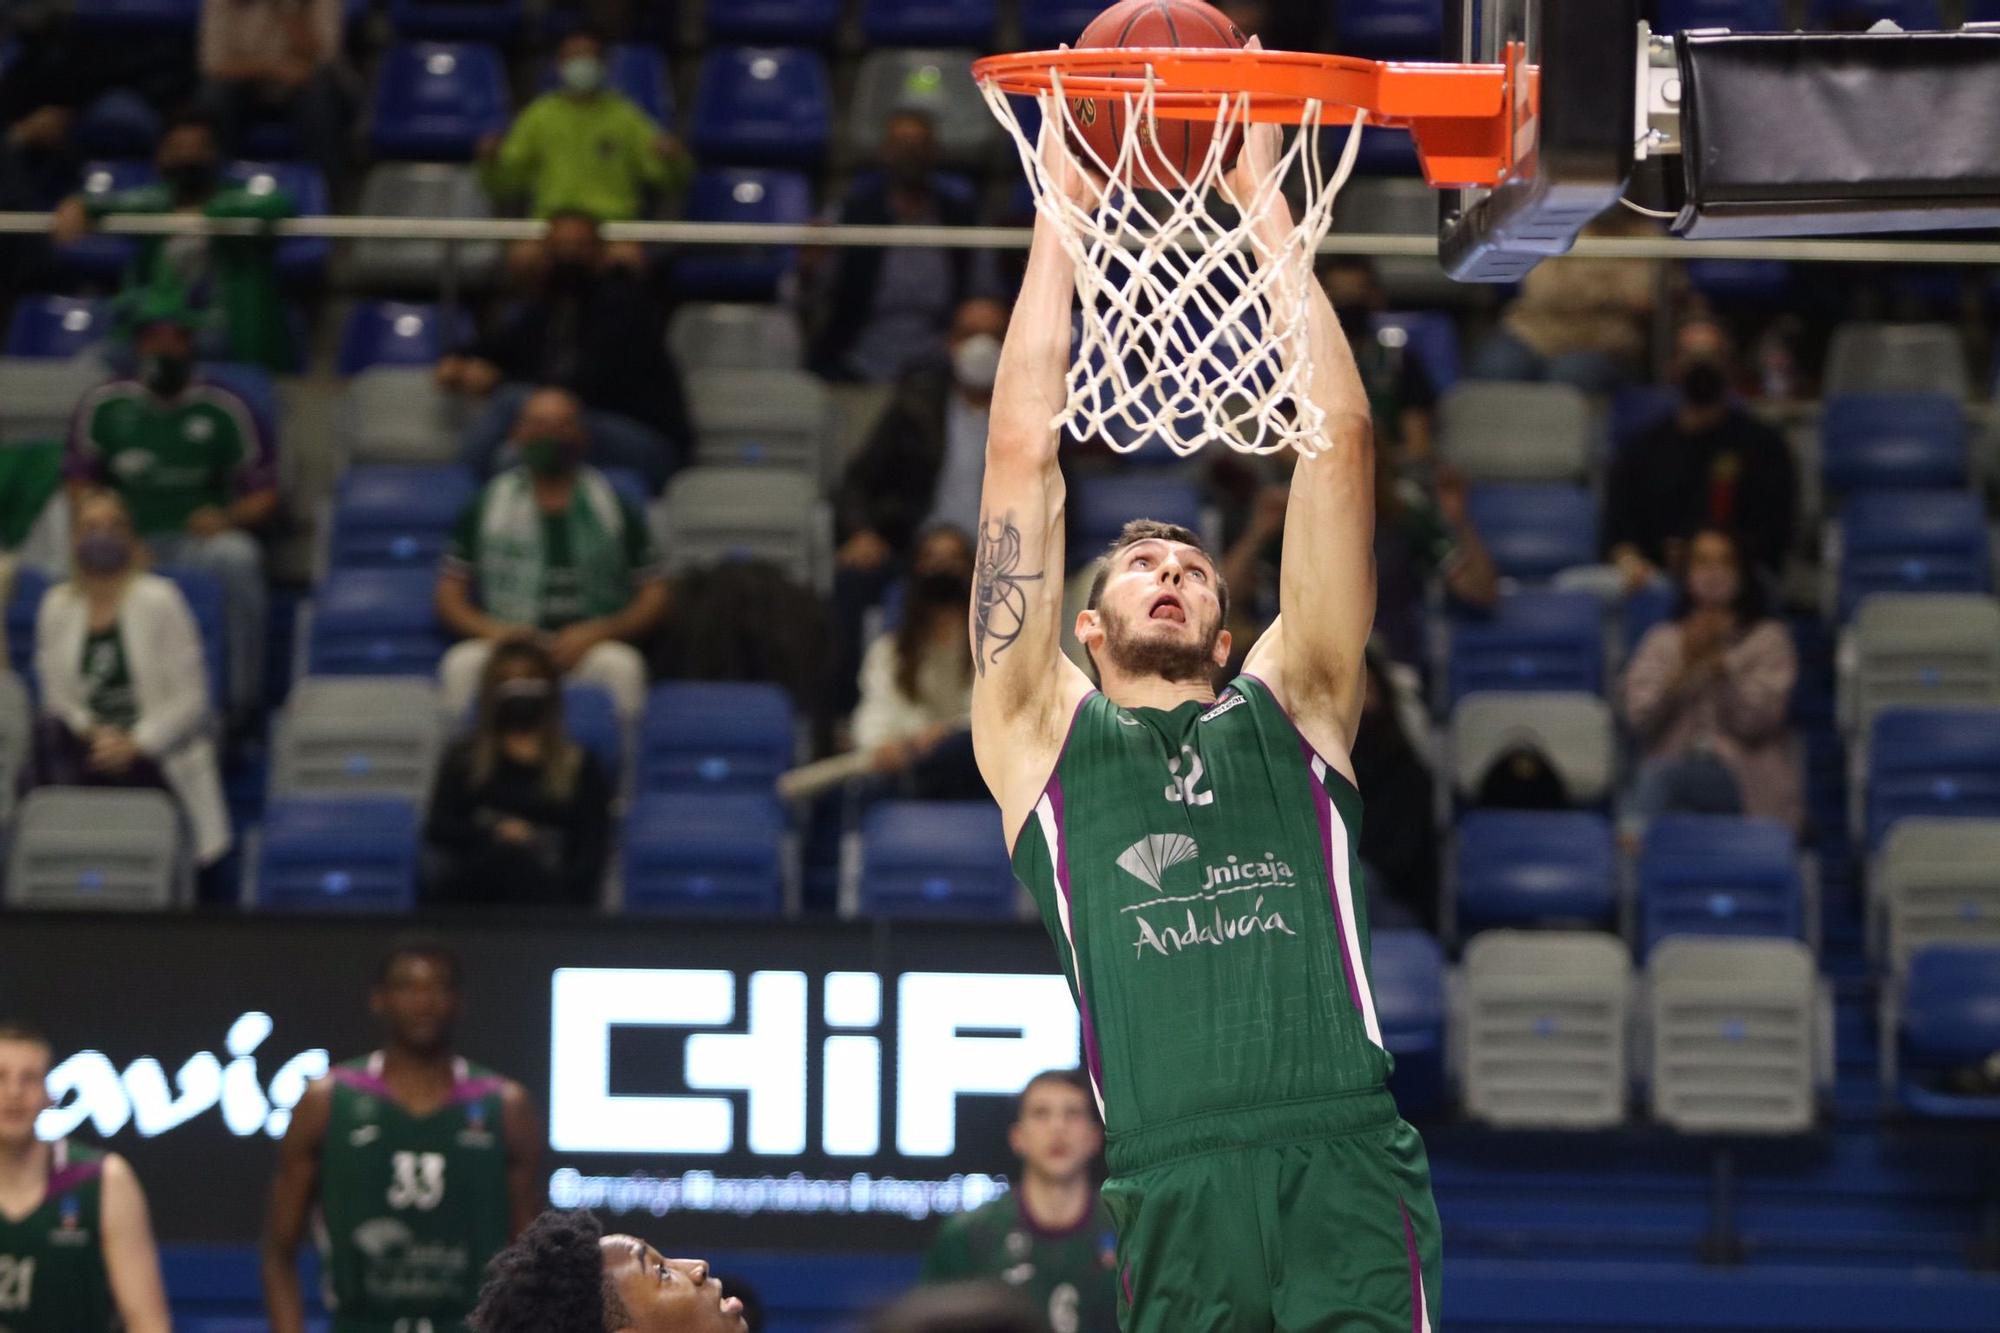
[{"x1": 1081, "y1": 538, "x2": 1231, "y2": 686}]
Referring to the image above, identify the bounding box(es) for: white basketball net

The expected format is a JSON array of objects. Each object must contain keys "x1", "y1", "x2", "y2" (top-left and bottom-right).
[{"x1": 980, "y1": 64, "x2": 1367, "y2": 457}]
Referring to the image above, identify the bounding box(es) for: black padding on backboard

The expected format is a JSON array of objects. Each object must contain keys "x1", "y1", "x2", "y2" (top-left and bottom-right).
[{"x1": 1676, "y1": 29, "x2": 2000, "y2": 238}]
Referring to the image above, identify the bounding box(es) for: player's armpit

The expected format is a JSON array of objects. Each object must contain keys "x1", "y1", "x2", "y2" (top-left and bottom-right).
[
  {"x1": 260, "y1": 1078, "x2": 332, "y2": 1333},
  {"x1": 98, "y1": 1154, "x2": 171, "y2": 1333}
]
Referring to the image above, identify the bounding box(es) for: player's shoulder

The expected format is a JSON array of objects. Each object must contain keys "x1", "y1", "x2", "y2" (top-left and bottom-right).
[{"x1": 942, "y1": 1192, "x2": 1018, "y2": 1242}]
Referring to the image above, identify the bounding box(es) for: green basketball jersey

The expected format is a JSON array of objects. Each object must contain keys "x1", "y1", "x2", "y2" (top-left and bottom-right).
[
  {"x1": 319, "y1": 1055, "x2": 513, "y2": 1333},
  {"x1": 1010, "y1": 676, "x2": 1391, "y2": 1137},
  {"x1": 0, "y1": 1142, "x2": 113, "y2": 1333},
  {"x1": 922, "y1": 1191, "x2": 1121, "y2": 1333}
]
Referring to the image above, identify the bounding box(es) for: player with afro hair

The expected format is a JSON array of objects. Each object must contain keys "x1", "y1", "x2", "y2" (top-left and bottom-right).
[{"x1": 471, "y1": 1209, "x2": 747, "y2": 1332}]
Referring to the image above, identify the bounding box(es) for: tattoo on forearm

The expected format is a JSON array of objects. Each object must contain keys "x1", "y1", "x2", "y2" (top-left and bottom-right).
[{"x1": 972, "y1": 512, "x2": 1043, "y2": 677}]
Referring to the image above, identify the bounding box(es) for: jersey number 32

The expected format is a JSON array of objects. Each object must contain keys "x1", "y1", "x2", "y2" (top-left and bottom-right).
[{"x1": 386, "y1": 1151, "x2": 448, "y2": 1211}]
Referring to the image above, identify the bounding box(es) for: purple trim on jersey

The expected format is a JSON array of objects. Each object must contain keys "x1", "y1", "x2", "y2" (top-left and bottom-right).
[
  {"x1": 1400, "y1": 1196, "x2": 1423, "y2": 1333},
  {"x1": 1304, "y1": 735, "x2": 1365, "y2": 1015},
  {"x1": 1048, "y1": 771, "x2": 1107, "y2": 1099},
  {"x1": 330, "y1": 1066, "x2": 397, "y2": 1100},
  {"x1": 451, "y1": 1075, "x2": 509, "y2": 1108},
  {"x1": 1237, "y1": 673, "x2": 1363, "y2": 800},
  {"x1": 1121, "y1": 1263, "x2": 1135, "y2": 1307},
  {"x1": 44, "y1": 1157, "x2": 102, "y2": 1197},
  {"x1": 1016, "y1": 1187, "x2": 1101, "y2": 1242}
]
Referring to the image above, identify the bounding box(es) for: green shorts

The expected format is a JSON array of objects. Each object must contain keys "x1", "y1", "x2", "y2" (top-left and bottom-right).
[{"x1": 1101, "y1": 1088, "x2": 1443, "y2": 1333}]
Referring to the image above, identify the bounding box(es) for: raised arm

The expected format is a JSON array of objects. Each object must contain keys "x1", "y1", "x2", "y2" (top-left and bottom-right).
[
  {"x1": 1231, "y1": 121, "x2": 1377, "y2": 773},
  {"x1": 969, "y1": 129, "x2": 1094, "y2": 842}
]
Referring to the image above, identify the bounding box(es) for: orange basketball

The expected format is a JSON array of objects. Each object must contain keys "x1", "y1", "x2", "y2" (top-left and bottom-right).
[{"x1": 1064, "y1": 0, "x2": 1249, "y2": 187}]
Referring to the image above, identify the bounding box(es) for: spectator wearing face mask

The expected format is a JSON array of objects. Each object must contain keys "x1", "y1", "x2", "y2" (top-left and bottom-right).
[
  {"x1": 439, "y1": 212, "x2": 691, "y2": 485},
  {"x1": 30, "y1": 489, "x2": 230, "y2": 867},
  {"x1": 435, "y1": 387, "x2": 670, "y2": 723},
  {"x1": 66, "y1": 291, "x2": 275, "y2": 720},
  {"x1": 477, "y1": 26, "x2": 688, "y2": 272},
  {"x1": 851, "y1": 525, "x2": 980, "y2": 800},
  {"x1": 827, "y1": 298, "x2": 1007, "y2": 712},
  {"x1": 50, "y1": 110, "x2": 297, "y2": 372},
  {"x1": 1621, "y1": 527, "x2": 1801, "y2": 835},
  {"x1": 806, "y1": 110, "x2": 992, "y2": 383},
  {"x1": 1605, "y1": 317, "x2": 1797, "y2": 595},
  {"x1": 423, "y1": 636, "x2": 613, "y2": 907}
]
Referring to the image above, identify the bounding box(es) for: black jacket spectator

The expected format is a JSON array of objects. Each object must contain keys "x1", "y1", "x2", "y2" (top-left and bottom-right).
[
  {"x1": 1605, "y1": 407, "x2": 1796, "y2": 582},
  {"x1": 837, "y1": 365, "x2": 956, "y2": 554}
]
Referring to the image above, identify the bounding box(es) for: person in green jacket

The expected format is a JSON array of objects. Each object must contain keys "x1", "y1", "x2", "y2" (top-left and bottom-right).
[
  {"x1": 50, "y1": 110, "x2": 298, "y2": 373},
  {"x1": 477, "y1": 26, "x2": 689, "y2": 276}
]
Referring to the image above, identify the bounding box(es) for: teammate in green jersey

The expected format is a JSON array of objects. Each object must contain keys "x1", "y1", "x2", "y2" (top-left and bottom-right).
[
  {"x1": 470, "y1": 1208, "x2": 748, "y2": 1332},
  {"x1": 923, "y1": 1069, "x2": 1118, "y2": 1332},
  {"x1": 0, "y1": 1021, "x2": 172, "y2": 1333},
  {"x1": 966, "y1": 120, "x2": 1443, "y2": 1331},
  {"x1": 262, "y1": 940, "x2": 543, "y2": 1333}
]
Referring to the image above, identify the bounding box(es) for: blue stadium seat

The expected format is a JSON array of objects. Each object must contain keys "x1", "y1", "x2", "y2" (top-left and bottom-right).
[
  {"x1": 623, "y1": 792, "x2": 787, "y2": 915},
  {"x1": 671, "y1": 169, "x2": 814, "y2": 299},
  {"x1": 1371, "y1": 929, "x2": 1447, "y2": 1116},
  {"x1": 536, "y1": 44, "x2": 675, "y2": 123},
  {"x1": 597, "y1": 466, "x2": 651, "y2": 511},
  {"x1": 336, "y1": 301, "x2": 473, "y2": 376},
  {"x1": 1637, "y1": 814, "x2": 1804, "y2": 954},
  {"x1": 1454, "y1": 809, "x2": 1617, "y2": 931},
  {"x1": 862, "y1": 0, "x2": 998, "y2": 46},
  {"x1": 1370, "y1": 312, "x2": 1459, "y2": 393},
  {"x1": 74, "y1": 89, "x2": 163, "y2": 157},
  {"x1": 705, "y1": 0, "x2": 844, "y2": 44},
  {"x1": 1866, "y1": 708, "x2": 2000, "y2": 848},
  {"x1": 1465, "y1": 485, "x2": 1598, "y2": 583},
  {"x1": 157, "y1": 565, "x2": 230, "y2": 713},
  {"x1": 254, "y1": 797, "x2": 419, "y2": 912},
  {"x1": 1686, "y1": 259, "x2": 1794, "y2": 305},
  {"x1": 59, "y1": 160, "x2": 156, "y2": 282},
  {"x1": 1656, "y1": 1, "x2": 1787, "y2": 32},
  {"x1": 4, "y1": 296, "x2": 110, "y2": 359},
  {"x1": 1838, "y1": 491, "x2": 1991, "y2": 618},
  {"x1": 222, "y1": 161, "x2": 332, "y2": 286},
  {"x1": 1338, "y1": 0, "x2": 1442, "y2": 57},
  {"x1": 561, "y1": 681, "x2": 624, "y2": 780},
  {"x1": 388, "y1": 0, "x2": 526, "y2": 39},
  {"x1": 1821, "y1": 393, "x2": 1968, "y2": 497},
  {"x1": 1070, "y1": 475, "x2": 1205, "y2": 568},
  {"x1": 639, "y1": 681, "x2": 795, "y2": 793},
  {"x1": 691, "y1": 47, "x2": 832, "y2": 166},
  {"x1": 70, "y1": 0, "x2": 199, "y2": 30},
  {"x1": 1622, "y1": 581, "x2": 1677, "y2": 662},
  {"x1": 369, "y1": 43, "x2": 512, "y2": 161},
  {"x1": 1020, "y1": 0, "x2": 1102, "y2": 46},
  {"x1": 306, "y1": 569, "x2": 450, "y2": 676},
  {"x1": 1894, "y1": 945, "x2": 2000, "y2": 1117},
  {"x1": 1970, "y1": 0, "x2": 2000, "y2": 19},
  {"x1": 1447, "y1": 590, "x2": 1603, "y2": 704},
  {"x1": 858, "y1": 800, "x2": 1015, "y2": 920},
  {"x1": 1805, "y1": 0, "x2": 1941, "y2": 29},
  {"x1": 328, "y1": 465, "x2": 479, "y2": 572}
]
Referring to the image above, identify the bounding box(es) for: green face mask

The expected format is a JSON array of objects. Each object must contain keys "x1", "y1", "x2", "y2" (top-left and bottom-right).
[{"x1": 521, "y1": 438, "x2": 573, "y2": 477}]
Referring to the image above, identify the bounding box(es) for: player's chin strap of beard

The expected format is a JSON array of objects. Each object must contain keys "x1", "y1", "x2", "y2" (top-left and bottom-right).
[{"x1": 1103, "y1": 605, "x2": 1220, "y2": 685}]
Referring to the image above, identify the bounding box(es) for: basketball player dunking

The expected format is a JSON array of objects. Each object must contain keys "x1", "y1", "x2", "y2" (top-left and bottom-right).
[{"x1": 969, "y1": 116, "x2": 1444, "y2": 1331}]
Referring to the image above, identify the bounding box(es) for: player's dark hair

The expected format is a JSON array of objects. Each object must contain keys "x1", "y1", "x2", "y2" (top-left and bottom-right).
[
  {"x1": 0, "y1": 1021, "x2": 52, "y2": 1055},
  {"x1": 1015, "y1": 1068, "x2": 1095, "y2": 1123},
  {"x1": 1671, "y1": 526, "x2": 1770, "y2": 628},
  {"x1": 471, "y1": 1209, "x2": 625, "y2": 1333},
  {"x1": 162, "y1": 106, "x2": 218, "y2": 140},
  {"x1": 1085, "y1": 519, "x2": 1230, "y2": 624},
  {"x1": 375, "y1": 936, "x2": 463, "y2": 989}
]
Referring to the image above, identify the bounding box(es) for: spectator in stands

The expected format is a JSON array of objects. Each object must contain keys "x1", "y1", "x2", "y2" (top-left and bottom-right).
[
  {"x1": 1351, "y1": 649, "x2": 1438, "y2": 932},
  {"x1": 423, "y1": 637, "x2": 612, "y2": 908},
  {"x1": 828, "y1": 298, "x2": 1006, "y2": 708},
  {"x1": 439, "y1": 212, "x2": 691, "y2": 484},
  {"x1": 30, "y1": 489, "x2": 229, "y2": 867},
  {"x1": 851, "y1": 525, "x2": 980, "y2": 799},
  {"x1": 1620, "y1": 527, "x2": 1802, "y2": 835},
  {"x1": 1604, "y1": 316, "x2": 1796, "y2": 593},
  {"x1": 66, "y1": 290, "x2": 274, "y2": 719},
  {"x1": 477, "y1": 26, "x2": 688, "y2": 268},
  {"x1": 50, "y1": 110, "x2": 298, "y2": 372},
  {"x1": 807, "y1": 110, "x2": 991, "y2": 383},
  {"x1": 1468, "y1": 214, "x2": 1657, "y2": 393},
  {"x1": 1321, "y1": 257, "x2": 1435, "y2": 457},
  {"x1": 435, "y1": 387, "x2": 669, "y2": 723},
  {"x1": 193, "y1": 0, "x2": 355, "y2": 190}
]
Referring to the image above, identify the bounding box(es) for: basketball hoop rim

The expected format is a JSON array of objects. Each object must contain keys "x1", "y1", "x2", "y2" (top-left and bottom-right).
[{"x1": 972, "y1": 47, "x2": 1507, "y2": 128}]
